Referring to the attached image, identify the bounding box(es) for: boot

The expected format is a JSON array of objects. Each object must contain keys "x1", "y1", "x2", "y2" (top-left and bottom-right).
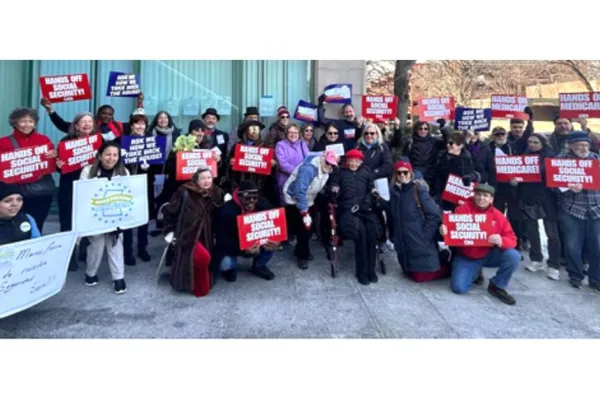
[
  {"x1": 125, "y1": 252, "x2": 136, "y2": 266},
  {"x1": 138, "y1": 248, "x2": 151, "y2": 263}
]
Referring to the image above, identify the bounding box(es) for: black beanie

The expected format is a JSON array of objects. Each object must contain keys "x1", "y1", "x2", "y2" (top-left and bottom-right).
[
  {"x1": 238, "y1": 180, "x2": 258, "y2": 192},
  {"x1": 0, "y1": 181, "x2": 22, "y2": 201},
  {"x1": 188, "y1": 119, "x2": 206, "y2": 132}
]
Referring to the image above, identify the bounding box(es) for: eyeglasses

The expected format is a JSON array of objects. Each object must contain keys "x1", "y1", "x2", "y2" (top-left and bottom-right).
[
  {"x1": 419, "y1": 127, "x2": 429, "y2": 131},
  {"x1": 364, "y1": 131, "x2": 376, "y2": 136},
  {"x1": 304, "y1": 128, "x2": 314, "y2": 132},
  {"x1": 396, "y1": 170, "x2": 410, "y2": 176},
  {"x1": 327, "y1": 131, "x2": 339, "y2": 136}
]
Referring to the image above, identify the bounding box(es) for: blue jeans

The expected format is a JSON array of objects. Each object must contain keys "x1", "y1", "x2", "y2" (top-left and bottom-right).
[
  {"x1": 451, "y1": 247, "x2": 521, "y2": 293},
  {"x1": 558, "y1": 211, "x2": 600, "y2": 286},
  {"x1": 220, "y1": 249, "x2": 274, "y2": 271}
]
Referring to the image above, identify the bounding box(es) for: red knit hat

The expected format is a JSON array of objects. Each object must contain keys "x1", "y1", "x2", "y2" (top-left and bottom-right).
[
  {"x1": 278, "y1": 107, "x2": 290, "y2": 118},
  {"x1": 346, "y1": 149, "x2": 364, "y2": 161},
  {"x1": 394, "y1": 160, "x2": 413, "y2": 172}
]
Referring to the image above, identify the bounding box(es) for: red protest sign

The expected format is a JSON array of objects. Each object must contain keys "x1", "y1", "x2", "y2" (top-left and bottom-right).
[
  {"x1": 490, "y1": 94, "x2": 529, "y2": 120},
  {"x1": 39, "y1": 73, "x2": 92, "y2": 103},
  {"x1": 417, "y1": 96, "x2": 455, "y2": 122},
  {"x1": 237, "y1": 207, "x2": 288, "y2": 250},
  {"x1": 362, "y1": 95, "x2": 398, "y2": 122},
  {"x1": 545, "y1": 158, "x2": 600, "y2": 190},
  {"x1": 58, "y1": 134, "x2": 102, "y2": 174},
  {"x1": 0, "y1": 144, "x2": 56, "y2": 184},
  {"x1": 232, "y1": 144, "x2": 274, "y2": 175},
  {"x1": 441, "y1": 174, "x2": 474, "y2": 205},
  {"x1": 175, "y1": 150, "x2": 218, "y2": 181},
  {"x1": 443, "y1": 213, "x2": 494, "y2": 247},
  {"x1": 559, "y1": 92, "x2": 600, "y2": 119},
  {"x1": 495, "y1": 155, "x2": 541, "y2": 183}
]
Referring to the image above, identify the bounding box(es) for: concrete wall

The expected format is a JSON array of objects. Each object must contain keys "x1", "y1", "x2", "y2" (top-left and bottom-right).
[{"x1": 314, "y1": 60, "x2": 366, "y2": 117}]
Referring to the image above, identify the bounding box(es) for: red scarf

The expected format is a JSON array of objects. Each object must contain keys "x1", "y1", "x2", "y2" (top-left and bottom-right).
[{"x1": 97, "y1": 120, "x2": 124, "y2": 138}]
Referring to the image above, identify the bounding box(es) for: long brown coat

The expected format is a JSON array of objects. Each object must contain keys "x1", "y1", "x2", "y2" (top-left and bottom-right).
[{"x1": 162, "y1": 181, "x2": 224, "y2": 293}]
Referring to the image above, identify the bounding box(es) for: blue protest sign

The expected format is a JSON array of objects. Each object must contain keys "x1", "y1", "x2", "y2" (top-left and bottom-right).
[
  {"x1": 323, "y1": 83, "x2": 353, "y2": 104},
  {"x1": 106, "y1": 71, "x2": 141, "y2": 98},
  {"x1": 120, "y1": 135, "x2": 166, "y2": 165},
  {"x1": 294, "y1": 100, "x2": 319, "y2": 124},
  {"x1": 454, "y1": 108, "x2": 492, "y2": 132}
]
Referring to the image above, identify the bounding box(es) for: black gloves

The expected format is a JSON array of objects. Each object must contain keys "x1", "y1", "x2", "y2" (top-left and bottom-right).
[
  {"x1": 462, "y1": 175, "x2": 472, "y2": 187},
  {"x1": 524, "y1": 106, "x2": 533, "y2": 120},
  {"x1": 436, "y1": 118, "x2": 446, "y2": 129},
  {"x1": 318, "y1": 94, "x2": 326, "y2": 105}
]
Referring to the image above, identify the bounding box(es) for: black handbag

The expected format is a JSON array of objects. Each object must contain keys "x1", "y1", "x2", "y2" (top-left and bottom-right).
[{"x1": 8, "y1": 135, "x2": 56, "y2": 197}]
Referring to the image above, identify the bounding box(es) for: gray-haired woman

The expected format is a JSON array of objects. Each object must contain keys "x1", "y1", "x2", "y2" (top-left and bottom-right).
[{"x1": 0, "y1": 108, "x2": 57, "y2": 232}]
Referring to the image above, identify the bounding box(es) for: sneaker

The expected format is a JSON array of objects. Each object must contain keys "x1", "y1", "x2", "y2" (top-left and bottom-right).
[
  {"x1": 473, "y1": 271, "x2": 484, "y2": 286},
  {"x1": 525, "y1": 261, "x2": 546, "y2": 272},
  {"x1": 222, "y1": 269, "x2": 237, "y2": 282},
  {"x1": 569, "y1": 279, "x2": 582, "y2": 289},
  {"x1": 114, "y1": 279, "x2": 127, "y2": 294},
  {"x1": 84, "y1": 274, "x2": 98, "y2": 287},
  {"x1": 138, "y1": 249, "x2": 151, "y2": 263},
  {"x1": 250, "y1": 265, "x2": 275, "y2": 281},
  {"x1": 547, "y1": 268, "x2": 560, "y2": 281},
  {"x1": 487, "y1": 281, "x2": 516, "y2": 306},
  {"x1": 297, "y1": 259, "x2": 309, "y2": 270},
  {"x1": 124, "y1": 253, "x2": 136, "y2": 266}
]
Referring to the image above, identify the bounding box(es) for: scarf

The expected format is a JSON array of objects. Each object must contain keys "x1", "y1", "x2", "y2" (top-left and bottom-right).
[
  {"x1": 153, "y1": 126, "x2": 176, "y2": 155},
  {"x1": 97, "y1": 120, "x2": 123, "y2": 138},
  {"x1": 360, "y1": 139, "x2": 378, "y2": 149}
]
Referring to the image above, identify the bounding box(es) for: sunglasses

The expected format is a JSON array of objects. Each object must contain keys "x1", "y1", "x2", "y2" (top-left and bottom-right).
[
  {"x1": 240, "y1": 192, "x2": 259, "y2": 201},
  {"x1": 448, "y1": 141, "x2": 456, "y2": 146},
  {"x1": 528, "y1": 141, "x2": 541, "y2": 145},
  {"x1": 494, "y1": 132, "x2": 506, "y2": 136},
  {"x1": 419, "y1": 127, "x2": 429, "y2": 131},
  {"x1": 304, "y1": 128, "x2": 314, "y2": 132},
  {"x1": 396, "y1": 170, "x2": 410, "y2": 176},
  {"x1": 364, "y1": 131, "x2": 376, "y2": 136},
  {"x1": 279, "y1": 115, "x2": 290, "y2": 120},
  {"x1": 327, "y1": 131, "x2": 339, "y2": 136}
]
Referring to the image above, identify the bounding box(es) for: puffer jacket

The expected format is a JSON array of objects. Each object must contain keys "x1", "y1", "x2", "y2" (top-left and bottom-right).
[
  {"x1": 356, "y1": 135, "x2": 393, "y2": 180},
  {"x1": 434, "y1": 148, "x2": 482, "y2": 199},
  {"x1": 403, "y1": 131, "x2": 448, "y2": 185},
  {"x1": 327, "y1": 164, "x2": 375, "y2": 213},
  {"x1": 283, "y1": 155, "x2": 331, "y2": 213}
]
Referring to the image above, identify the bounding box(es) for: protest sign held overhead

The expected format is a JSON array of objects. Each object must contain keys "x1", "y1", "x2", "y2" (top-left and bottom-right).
[
  {"x1": 0, "y1": 231, "x2": 78, "y2": 319},
  {"x1": 57, "y1": 134, "x2": 102, "y2": 175},
  {"x1": 294, "y1": 100, "x2": 318, "y2": 123},
  {"x1": 0, "y1": 144, "x2": 56, "y2": 184},
  {"x1": 545, "y1": 158, "x2": 600, "y2": 190},
  {"x1": 441, "y1": 174, "x2": 474, "y2": 205},
  {"x1": 362, "y1": 95, "x2": 398, "y2": 122},
  {"x1": 237, "y1": 208, "x2": 288, "y2": 251},
  {"x1": 106, "y1": 72, "x2": 142, "y2": 97},
  {"x1": 121, "y1": 136, "x2": 166, "y2": 165},
  {"x1": 490, "y1": 95, "x2": 529, "y2": 120},
  {"x1": 72, "y1": 174, "x2": 149, "y2": 237},
  {"x1": 417, "y1": 96, "x2": 455, "y2": 122},
  {"x1": 443, "y1": 213, "x2": 493, "y2": 247},
  {"x1": 454, "y1": 107, "x2": 492, "y2": 132},
  {"x1": 232, "y1": 144, "x2": 274, "y2": 175},
  {"x1": 559, "y1": 92, "x2": 600, "y2": 119},
  {"x1": 495, "y1": 155, "x2": 541, "y2": 183},
  {"x1": 39, "y1": 73, "x2": 92, "y2": 103},
  {"x1": 175, "y1": 150, "x2": 218, "y2": 181},
  {"x1": 322, "y1": 83, "x2": 352, "y2": 104}
]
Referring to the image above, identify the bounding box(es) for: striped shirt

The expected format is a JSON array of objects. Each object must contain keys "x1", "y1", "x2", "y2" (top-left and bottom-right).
[{"x1": 556, "y1": 150, "x2": 600, "y2": 220}]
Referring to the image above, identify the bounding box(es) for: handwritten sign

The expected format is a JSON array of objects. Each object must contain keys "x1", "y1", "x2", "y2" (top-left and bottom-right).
[
  {"x1": 362, "y1": 95, "x2": 398, "y2": 122},
  {"x1": 72, "y1": 175, "x2": 149, "y2": 237},
  {"x1": 237, "y1": 208, "x2": 288, "y2": 250},
  {"x1": 454, "y1": 107, "x2": 492, "y2": 132},
  {"x1": 326, "y1": 143, "x2": 345, "y2": 156},
  {"x1": 175, "y1": 150, "x2": 218, "y2": 181},
  {"x1": 294, "y1": 100, "x2": 318, "y2": 123},
  {"x1": 495, "y1": 155, "x2": 541, "y2": 183},
  {"x1": 39, "y1": 73, "x2": 92, "y2": 103},
  {"x1": 441, "y1": 174, "x2": 474, "y2": 205},
  {"x1": 232, "y1": 144, "x2": 274, "y2": 175},
  {"x1": 106, "y1": 72, "x2": 141, "y2": 97},
  {"x1": 0, "y1": 231, "x2": 78, "y2": 319},
  {"x1": 559, "y1": 92, "x2": 600, "y2": 119},
  {"x1": 57, "y1": 134, "x2": 102, "y2": 175},
  {"x1": 545, "y1": 158, "x2": 600, "y2": 190},
  {"x1": 0, "y1": 144, "x2": 56, "y2": 184},
  {"x1": 443, "y1": 213, "x2": 493, "y2": 247},
  {"x1": 121, "y1": 136, "x2": 166, "y2": 165},
  {"x1": 323, "y1": 83, "x2": 352, "y2": 104},
  {"x1": 417, "y1": 96, "x2": 455, "y2": 122},
  {"x1": 491, "y1": 95, "x2": 529, "y2": 120}
]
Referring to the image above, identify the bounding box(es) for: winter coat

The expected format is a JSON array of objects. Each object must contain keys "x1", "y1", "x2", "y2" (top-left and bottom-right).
[
  {"x1": 226, "y1": 138, "x2": 274, "y2": 194},
  {"x1": 275, "y1": 138, "x2": 309, "y2": 204},
  {"x1": 317, "y1": 103, "x2": 365, "y2": 151},
  {"x1": 161, "y1": 181, "x2": 224, "y2": 293},
  {"x1": 206, "y1": 129, "x2": 229, "y2": 178},
  {"x1": 284, "y1": 155, "x2": 331, "y2": 213},
  {"x1": 265, "y1": 123, "x2": 287, "y2": 147},
  {"x1": 433, "y1": 148, "x2": 481, "y2": 199},
  {"x1": 49, "y1": 111, "x2": 127, "y2": 141},
  {"x1": 507, "y1": 118, "x2": 534, "y2": 155},
  {"x1": 313, "y1": 134, "x2": 343, "y2": 152},
  {"x1": 517, "y1": 145, "x2": 558, "y2": 218},
  {"x1": 477, "y1": 140, "x2": 517, "y2": 189},
  {"x1": 378, "y1": 181, "x2": 442, "y2": 273},
  {"x1": 0, "y1": 212, "x2": 41, "y2": 246},
  {"x1": 356, "y1": 140, "x2": 393, "y2": 180},
  {"x1": 403, "y1": 132, "x2": 448, "y2": 185},
  {"x1": 304, "y1": 137, "x2": 317, "y2": 151}
]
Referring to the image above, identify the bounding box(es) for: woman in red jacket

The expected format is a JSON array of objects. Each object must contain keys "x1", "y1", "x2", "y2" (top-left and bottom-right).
[{"x1": 0, "y1": 108, "x2": 57, "y2": 232}]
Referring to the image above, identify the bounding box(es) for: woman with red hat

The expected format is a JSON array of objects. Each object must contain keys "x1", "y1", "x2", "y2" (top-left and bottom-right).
[
  {"x1": 375, "y1": 159, "x2": 448, "y2": 282},
  {"x1": 328, "y1": 149, "x2": 382, "y2": 285}
]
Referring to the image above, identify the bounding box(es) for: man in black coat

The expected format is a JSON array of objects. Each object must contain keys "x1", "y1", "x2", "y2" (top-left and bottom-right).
[
  {"x1": 202, "y1": 107, "x2": 230, "y2": 180},
  {"x1": 213, "y1": 180, "x2": 280, "y2": 283},
  {"x1": 317, "y1": 94, "x2": 366, "y2": 151}
]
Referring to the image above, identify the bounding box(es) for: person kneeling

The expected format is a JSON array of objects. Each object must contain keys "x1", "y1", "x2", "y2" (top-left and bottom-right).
[
  {"x1": 328, "y1": 149, "x2": 381, "y2": 285},
  {"x1": 214, "y1": 180, "x2": 280, "y2": 282},
  {"x1": 440, "y1": 183, "x2": 520, "y2": 305},
  {"x1": 0, "y1": 182, "x2": 42, "y2": 245}
]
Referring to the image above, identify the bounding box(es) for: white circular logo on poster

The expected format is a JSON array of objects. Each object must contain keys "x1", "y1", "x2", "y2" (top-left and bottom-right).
[{"x1": 20, "y1": 221, "x2": 32, "y2": 232}]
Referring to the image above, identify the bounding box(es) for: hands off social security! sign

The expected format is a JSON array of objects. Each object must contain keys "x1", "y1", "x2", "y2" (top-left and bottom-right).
[
  {"x1": 417, "y1": 97, "x2": 455, "y2": 122},
  {"x1": 106, "y1": 72, "x2": 142, "y2": 98},
  {"x1": 443, "y1": 213, "x2": 493, "y2": 247},
  {"x1": 559, "y1": 92, "x2": 600, "y2": 119},
  {"x1": 454, "y1": 108, "x2": 492, "y2": 132},
  {"x1": 58, "y1": 134, "x2": 102, "y2": 175},
  {"x1": 232, "y1": 144, "x2": 274, "y2": 175},
  {"x1": 175, "y1": 150, "x2": 218, "y2": 180},
  {"x1": 39, "y1": 73, "x2": 92, "y2": 103},
  {"x1": 362, "y1": 95, "x2": 398, "y2": 122},
  {"x1": 545, "y1": 158, "x2": 600, "y2": 190},
  {"x1": 237, "y1": 208, "x2": 288, "y2": 250},
  {"x1": 0, "y1": 145, "x2": 56, "y2": 184}
]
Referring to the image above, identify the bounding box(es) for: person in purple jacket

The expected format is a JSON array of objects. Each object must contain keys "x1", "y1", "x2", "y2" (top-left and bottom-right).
[{"x1": 275, "y1": 124, "x2": 309, "y2": 205}]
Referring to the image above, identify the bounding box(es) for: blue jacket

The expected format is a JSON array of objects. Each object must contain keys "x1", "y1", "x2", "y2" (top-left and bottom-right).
[
  {"x1": 284, "y1": 155, "x2": 330, "y2": 213},
  {"x1": 0, "y1": 212, "x2": 41, "y2": 246}
]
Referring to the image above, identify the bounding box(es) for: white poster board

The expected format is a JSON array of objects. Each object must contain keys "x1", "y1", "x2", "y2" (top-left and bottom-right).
[
  {"x1": 72, "y1": 174, "x2": 149, "y2": 237},
  {"x1": 0, "y1": 231, "x2": 78, "y2": 319},
  {"x1": 326, "y1": 143, "x2": 345, "y2": 157},
  {"x1": 374, "y1": 178, "x2": 390, "y2": 201}
]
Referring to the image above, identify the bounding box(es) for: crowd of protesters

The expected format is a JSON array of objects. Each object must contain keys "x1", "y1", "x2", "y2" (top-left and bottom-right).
[{"x1": 2, "y1": 91, "x2": 599, "y2": 307}]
